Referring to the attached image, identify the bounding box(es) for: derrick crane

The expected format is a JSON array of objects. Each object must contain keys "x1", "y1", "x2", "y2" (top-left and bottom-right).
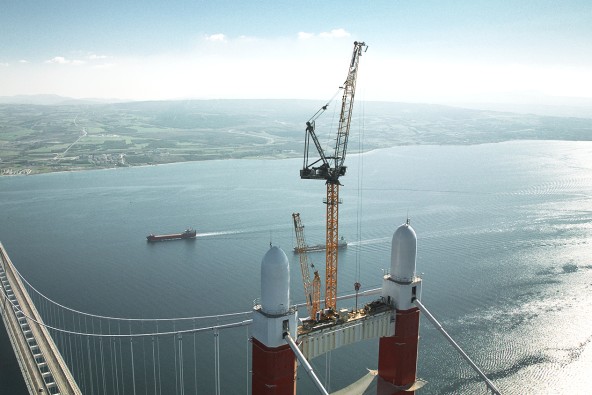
[
  {"x1": 301, "y1": 41, "x2": 367, "y2": 311},
  {"x1": 292, "y1": 213, "x2": 321, "y2": 318}
]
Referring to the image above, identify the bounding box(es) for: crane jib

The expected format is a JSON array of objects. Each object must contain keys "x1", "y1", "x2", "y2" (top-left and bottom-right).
[{"x1": 301, "y1": 41, "x2": 366, "y2": 181}]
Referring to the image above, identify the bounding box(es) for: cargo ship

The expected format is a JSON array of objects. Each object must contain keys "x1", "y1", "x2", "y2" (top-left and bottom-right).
[
  {"x1": 146, "y1": 228, "x2": 197, "y2": 242},
  {"x1": 293, "y1": 236, "x2": 347, "y2": 253}
]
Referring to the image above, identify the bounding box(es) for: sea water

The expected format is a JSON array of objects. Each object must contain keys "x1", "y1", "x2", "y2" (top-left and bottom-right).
[{"x1": 1, "y1": 140, "x2": 591, "y2": 394}]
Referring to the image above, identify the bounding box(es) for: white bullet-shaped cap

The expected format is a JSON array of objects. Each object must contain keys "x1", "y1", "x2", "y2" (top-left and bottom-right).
[
  {"x1": 260, "y1": 246, "x2": 290, "y2": 315},
  {"x1": 391, "y1": 222, "x2": 417, "y2": 283}
]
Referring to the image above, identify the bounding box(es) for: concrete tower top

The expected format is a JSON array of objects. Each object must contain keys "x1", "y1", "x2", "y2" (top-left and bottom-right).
[
  {"x1": 260, "y1": 246, "x2": 290, "y2": 315},
  {"x1": 390, "y1": 222, "x2": 417, "y2": 283}
]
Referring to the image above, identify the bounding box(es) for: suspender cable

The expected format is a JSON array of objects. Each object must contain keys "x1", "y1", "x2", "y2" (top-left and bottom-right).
[
  {"x1": 118, "y1": 322, "x2": 125, "y2": 395},
  {"x1": 214, "y1": 328, "x2": 220, "y2": 395},
  {"x1": 79, "y1": 315, "x2": 87, "y2": 393},
  {"x1": 173, "y1": 332, "x2": 179, "y2": 395},
  {"x1": 130, "y1": 334, "x2": 137, "y2": 395},
  {"x1": 193, "y1": 319, "x2": 198, "y2": 395},
  {"x1": 151, "y1": 336, "x2": 157, "y2": 395},
  {"x1": 110, "y1": 321, "x2": 119, "y2": 395},
  {"x1": 178, "y1": 334, "x2": 185, "y2": 395},
  {"x1": 141, "y1": 322, "x2": 147, "y2": 395},
  {"x1": 86, "y1": 317, "x2": 95, "y2": 395},
  {"x1": 68, "y1": 317, "x2": 74, "y2": 384},
  {"x1": 156, "y1": 322, "x2": 162, "y2": 395},
  {"x1": 92, "y1": 319, "x2": 99, "y2": 395},
  {"x1": 99, "y1": 323, "x2": 106, "y2": 395}
]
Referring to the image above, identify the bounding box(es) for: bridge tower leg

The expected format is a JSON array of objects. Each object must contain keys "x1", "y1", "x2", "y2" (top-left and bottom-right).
[
  {"x1": 378, "y1": 221, "x2": 423, "y2": 394},
  {"x1": 251, "y1": 246, "x2": 298, "y2": 395}
]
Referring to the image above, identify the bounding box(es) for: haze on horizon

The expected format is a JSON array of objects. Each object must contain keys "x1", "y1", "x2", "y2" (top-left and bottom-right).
[{"x1": 1, "y1": 1, "x2": 591, "y2": 108}]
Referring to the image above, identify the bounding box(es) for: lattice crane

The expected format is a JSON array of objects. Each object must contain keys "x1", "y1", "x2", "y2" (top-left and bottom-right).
[
  {"x1": 292, "y1": 213, "x2": 321, "y2": 318},
  {"x1": 300, "y1": 41, "x2": 367, "y2": 311}
]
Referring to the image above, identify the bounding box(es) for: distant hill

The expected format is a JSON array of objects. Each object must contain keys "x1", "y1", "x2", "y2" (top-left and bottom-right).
[
  {"x1": 451, "y1": 101, "x2": 592, "y2": 119},
  {"x1": 0, "y1": 94, "x2": 121, "y2": 106},
  {"x1": 2, "y1": 94, "x2": 591, "y2": 118},
  {"x1": 1, "y1": 98, "x2": 591, "y2": 175}
]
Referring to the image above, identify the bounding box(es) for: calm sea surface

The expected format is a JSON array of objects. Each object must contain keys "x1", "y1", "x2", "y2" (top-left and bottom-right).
[{"x1": 1, "y1": 140, "x2": 591, "y2": 394}]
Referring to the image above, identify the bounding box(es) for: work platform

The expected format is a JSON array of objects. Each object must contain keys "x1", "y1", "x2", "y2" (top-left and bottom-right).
[
  {"x1": 298, "y1": 301, "x2": 395, "y2": 360},
  {"x1": 0, "y1": 242, "x2": 81, "y2": 395}
]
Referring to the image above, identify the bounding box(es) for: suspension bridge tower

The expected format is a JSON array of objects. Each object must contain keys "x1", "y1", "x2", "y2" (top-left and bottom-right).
[
  {"x1": 251, "y1": 246, "x2": 298, "y2": 395},
  {"x1": 378, "y1": 220, "x2": 423, "y2": 393}
]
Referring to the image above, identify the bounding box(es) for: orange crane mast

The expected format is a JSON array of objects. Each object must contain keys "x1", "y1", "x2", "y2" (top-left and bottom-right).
[{"x1": 300, "y1": 41, "x2": 367, "y2": 312}]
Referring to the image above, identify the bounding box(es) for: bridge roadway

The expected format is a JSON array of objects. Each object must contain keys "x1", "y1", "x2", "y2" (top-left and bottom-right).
[{"x1": 0, "y1": 242, "x2": 81, "y2": 395}]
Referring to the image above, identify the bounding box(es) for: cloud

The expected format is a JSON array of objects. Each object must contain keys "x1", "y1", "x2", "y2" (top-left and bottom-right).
[
  {"x1": 319, "y1": 28, "x2": 350, "y2": 38},
  {"x1": 88, "y1": 54, "x2": 108, "y2": 60},
  {"x1": 45, "y1": 56, "x2": 85, "y2": 65},
  {"x1": 298, "y1": 29, "x2": 351, "y2": 40},
  {"x1": 204, "y1": 33, "x2": 227, "y2": 42},
  {"x1": 298, "y1": 32, "x2": 314, "y2": 40},
  {"x1": 237, "y1": 35, "x2": 258, "y2": 42},
  {"x1": 0, "y1": 62, "x2": 8, "y2": 67},
  {"x1": 18, "y1": 60, "x2": 29, "y2": 64},
  {"x1": 45, "y1": 56, "x2": 68, "y2": 64}
]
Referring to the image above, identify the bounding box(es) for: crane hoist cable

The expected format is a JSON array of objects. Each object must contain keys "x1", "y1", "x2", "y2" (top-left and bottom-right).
[{"x1": 354, "y1": 97, "x2": 366, "y2": 310}]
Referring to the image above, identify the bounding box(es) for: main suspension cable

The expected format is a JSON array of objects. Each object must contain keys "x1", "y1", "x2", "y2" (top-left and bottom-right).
[{"x1": 10, "y1": 261, "x2": 251, "y2": 323}]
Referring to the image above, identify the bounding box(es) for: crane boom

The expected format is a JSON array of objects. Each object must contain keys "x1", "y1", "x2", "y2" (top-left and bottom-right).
[
  {"x1": 292, "y1": 213, "x2": 321, "y2": 317},
  {"x1": 300, "y1": 41, "x2": 367, "y2": 312},
  {"x1": 334, "y1": 43, "x2": 365, "y2": 175}
]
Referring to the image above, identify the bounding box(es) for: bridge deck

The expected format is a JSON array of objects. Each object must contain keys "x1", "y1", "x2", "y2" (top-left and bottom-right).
[{"x1": 0, "y1": 242, "x2": 81, "y2": 395}]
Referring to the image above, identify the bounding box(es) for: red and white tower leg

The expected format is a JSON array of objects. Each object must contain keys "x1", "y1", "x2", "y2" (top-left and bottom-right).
[
  {"x1": 251, "y1": 246, "x2": 298, "y2": 395},
  {"x1": 378, "y1": 221, "x2": 422, "y2": 394}
]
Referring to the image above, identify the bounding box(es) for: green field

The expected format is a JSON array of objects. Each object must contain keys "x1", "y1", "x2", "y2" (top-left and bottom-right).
[{"x1": 1, "y1": 99, "x2": 591, "y2": 175}]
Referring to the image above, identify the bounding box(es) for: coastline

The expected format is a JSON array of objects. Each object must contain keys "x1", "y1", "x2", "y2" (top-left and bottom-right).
[{"x1": 3, "y1": 138, "x2": 591, "y2": 177}]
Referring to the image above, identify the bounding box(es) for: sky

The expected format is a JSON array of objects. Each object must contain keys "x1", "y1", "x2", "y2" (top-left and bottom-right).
[{"x1": 1, "y1": 0, "x2": 592, "y2": 105}]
